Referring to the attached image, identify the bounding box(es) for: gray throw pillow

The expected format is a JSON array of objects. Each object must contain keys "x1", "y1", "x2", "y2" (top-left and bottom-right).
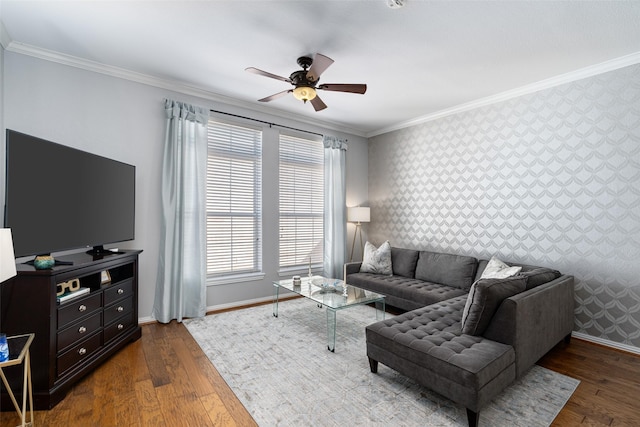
[
  {"x1": 360, "y1": 241, "x2": 393, "y2": 275},
  {"x1": 519, "y1": 267, "x2": 561, "y2": 290},
  {"x1": 461, "y1": 276, "x2": 527, "y2": 336}
]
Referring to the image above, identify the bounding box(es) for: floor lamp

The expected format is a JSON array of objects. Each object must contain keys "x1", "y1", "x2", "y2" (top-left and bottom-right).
[{"x1": 348, "y1": 207, "x2": 370, "y2": 262}]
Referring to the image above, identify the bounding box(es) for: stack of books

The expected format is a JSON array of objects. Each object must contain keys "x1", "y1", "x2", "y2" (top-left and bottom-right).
[{"x1": 57, "y1": 287, "x2": 90, "y2": 304}]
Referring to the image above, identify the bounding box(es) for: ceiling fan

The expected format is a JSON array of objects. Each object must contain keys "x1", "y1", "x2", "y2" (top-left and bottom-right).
[{"x1": 245, "y1": 53, "x2": 367, "y2": 112}]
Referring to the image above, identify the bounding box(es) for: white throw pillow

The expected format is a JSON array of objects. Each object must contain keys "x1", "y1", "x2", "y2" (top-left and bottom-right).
[
  {"x1": 480, "y1": 256, "x2": 522, "y2": 279},
  {"x1": 360, "y1": 241, "x2": 393, "y2": 275}
]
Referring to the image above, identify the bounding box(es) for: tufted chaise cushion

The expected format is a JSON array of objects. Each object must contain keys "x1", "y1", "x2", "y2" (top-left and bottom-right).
[
  {"x1": 347, "y1": 272, "x2": 467, "y2": 311},
  {"x1": 366, "y1": 295, "x2": 515, "y2": 391}
]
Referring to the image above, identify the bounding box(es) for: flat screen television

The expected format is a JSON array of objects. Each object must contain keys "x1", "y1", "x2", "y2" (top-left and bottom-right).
[{"x1": 4, "y1": 129, "x2": 135, "y2": 259}]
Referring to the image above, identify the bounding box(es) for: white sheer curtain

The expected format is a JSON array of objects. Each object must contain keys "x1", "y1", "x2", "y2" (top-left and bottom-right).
[
  {"x1": 153, "y1": 99, "x2": 208, "y2": 323},
  {"x1": 323, "y1": 135, "x2": 348, "y2": 280}
]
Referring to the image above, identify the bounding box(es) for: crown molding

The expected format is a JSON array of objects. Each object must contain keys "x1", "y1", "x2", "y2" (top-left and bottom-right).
[
  {"x1": 6, "y1": 35, "x2": 639, "y2": 140},
  {"x1": 4, "y1": 41, "x2": 367, "y2": 138},
  {"x1": 367, "y1": 51, "x2": 640, "y2": 138}
]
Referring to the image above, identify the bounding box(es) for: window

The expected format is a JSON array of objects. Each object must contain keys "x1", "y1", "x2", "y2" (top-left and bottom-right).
[
  {"x1": 206, "y1": 120, "x2": 262, "y2": 278},
  {"x1": 279, "y1": 133, "x2": 324, "y2": 270}
]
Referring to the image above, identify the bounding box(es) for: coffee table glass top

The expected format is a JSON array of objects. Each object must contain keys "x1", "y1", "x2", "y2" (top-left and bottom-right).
[
  {"x1": 272, "y1": 276, "x2": 386, "y2": 352},
  {"x1": 273, "y1": 276, "x2": 385, "y2": 310}
]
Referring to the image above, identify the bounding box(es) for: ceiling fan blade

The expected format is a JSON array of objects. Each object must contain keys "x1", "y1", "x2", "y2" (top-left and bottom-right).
[
  {"x1": 246, "y1": 67, "x2": 291, "y2": 83},
  {"x1": 310, "y1": 95, "x2": 327, "y2": 112},
  {"x1": 306, "y1": 53, "x2": 334, "y2": 81},
  {"x1": 258, "y1": 90, "x2": 292, "y2": 102},
  {"x1": 318, "y1": 83, "x2": 367, "y2": 94}
]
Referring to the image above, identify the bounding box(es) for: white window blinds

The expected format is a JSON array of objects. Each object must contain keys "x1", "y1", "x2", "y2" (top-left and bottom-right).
[
  {"x1": 206, "y1": 120, "x2": 262, "y2": 277},
  {"x1": 279, "y1": 134, "x2": 324, "y2": 269}
]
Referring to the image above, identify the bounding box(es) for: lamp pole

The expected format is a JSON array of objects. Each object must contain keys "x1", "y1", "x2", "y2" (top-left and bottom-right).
[{"x1": 349, "y1": 221, "x2": 364, "y2": 262}]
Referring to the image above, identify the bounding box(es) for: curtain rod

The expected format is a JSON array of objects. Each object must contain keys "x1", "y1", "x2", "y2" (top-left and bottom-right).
[{"x1": 209, "y1": 109, "x2": 324, "y2": 137}]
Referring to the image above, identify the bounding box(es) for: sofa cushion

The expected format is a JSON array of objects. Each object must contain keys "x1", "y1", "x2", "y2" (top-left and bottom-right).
[
  {"x1": 347, "y1": 273, "x2": 467, "y2": 310},
  {"x1": 366, "y1": 296, "x2": 516, "y2": 390},
  {"x1": 391, "y1": 247, "x2": 419, "y2": 278},
  {"x1": 461, "y1": 276, "x2": 527, "y2": 336},
  {"x1": 480, "y1": 257, "x2": 522, "y2": 279},
  {"x1": 415, "y1": 251, "x2": 478, "y2": 290},
  {"x1": 360, "y1": 241, "x2": 392, "y2": 275}
]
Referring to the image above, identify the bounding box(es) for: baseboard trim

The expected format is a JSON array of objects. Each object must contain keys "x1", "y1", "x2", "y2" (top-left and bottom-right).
[
  {"x1": 138, "y1": 316, "x2": 155, "y2": 325},
  {"x1": 205, "y1": 295, "x2": 274, "y2": 314},
  {"x1": 138, "y1": 294, "x2": 295, "y2": 325},
  {"x1": 572, "y1": 332, "x2": 640, "y2": 356}
]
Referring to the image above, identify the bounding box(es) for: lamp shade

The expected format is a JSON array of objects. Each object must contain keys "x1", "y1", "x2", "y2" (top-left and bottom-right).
[
  {"x1": 348, "y1": 206, "x2": 370, "y2": 223},
  {"x1": 0, "y1": 229, "x2": 17, "y2": 283}
]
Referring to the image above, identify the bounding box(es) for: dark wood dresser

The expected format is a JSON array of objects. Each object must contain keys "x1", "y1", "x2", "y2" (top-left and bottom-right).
[{"x1": 0, "y1": 250, "x2": 142, "y2": 409}]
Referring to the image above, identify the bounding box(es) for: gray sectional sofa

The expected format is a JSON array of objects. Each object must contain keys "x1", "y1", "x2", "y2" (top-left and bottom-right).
[{"x1": 345, "y1": 247, "x2": 574, "y2": 427}]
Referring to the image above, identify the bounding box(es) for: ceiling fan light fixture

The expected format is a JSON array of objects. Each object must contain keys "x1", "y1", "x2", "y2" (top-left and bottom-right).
[{"x1": 292, "y1": 86, "x2": 317, "y2": 103}]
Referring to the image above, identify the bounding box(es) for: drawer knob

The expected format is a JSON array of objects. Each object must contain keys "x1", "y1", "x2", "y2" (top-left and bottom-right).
[
  {"x1": 117, "y1": 306, "x2": 124, "y2": 312},
  {"x1": 78, "y1": 326, "x2": 87, "y2": 334},
  {"x1": 78, "y1": 304, "x2": 87, "y2": 312},
  {"x1": 117, "y1": 323, "x2": 124, "y2": 330},
  {"x1": 78, "y1": 347, "x2": 87, "y2": 355},
  {"x1": 117, "y1": 289, "x2": 124, "y2": 295}
]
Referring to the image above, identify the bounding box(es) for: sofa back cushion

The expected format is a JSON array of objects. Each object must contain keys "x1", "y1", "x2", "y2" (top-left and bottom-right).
[
  {"x1": 474, "y1": 259, "x2": 489, "y2": 282},
  {"x1": 391, "y1": 247, "x2": 420, "y2": 278},
  {"x1": 415, "y1": 251, "x2": 478, "y2": 290}
]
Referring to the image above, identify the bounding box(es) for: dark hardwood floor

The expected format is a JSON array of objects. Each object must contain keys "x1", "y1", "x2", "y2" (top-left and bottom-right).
[
  {"x1": 1, "y1": 311, "x2": 639, "y2": 426},
  {"x1": 538, "y1": 338, "x2": 640, "y2": 426},
  {"x1": 1, "y1": 320, "x2": 256, "y2": 427}
]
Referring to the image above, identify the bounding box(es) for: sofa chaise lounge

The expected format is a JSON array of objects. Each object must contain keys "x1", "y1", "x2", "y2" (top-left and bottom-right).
[{"x1": 345, "y1": 246, "x2": 574, "y2": 427}]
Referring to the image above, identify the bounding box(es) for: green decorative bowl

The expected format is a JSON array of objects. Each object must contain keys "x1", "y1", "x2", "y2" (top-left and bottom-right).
[{"x1": 34, "y1": 255, "x2": 55, "y2": 270}]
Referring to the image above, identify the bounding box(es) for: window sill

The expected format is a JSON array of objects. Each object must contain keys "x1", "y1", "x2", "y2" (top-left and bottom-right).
[
  {"x1": 207, "y1": 272, "x2": 266, "y2": 287},
  {"x1": 277, "y1": 267, "x2": 323, "y2": 278}
]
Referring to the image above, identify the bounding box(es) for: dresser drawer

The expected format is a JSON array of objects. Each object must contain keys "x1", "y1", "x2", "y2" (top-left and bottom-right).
[
  {"x1": 103, "y1": 312, "x2": 135, "y2": 344},
  {"x1": 57, "y1": 311, "x2": 102, "y2": 352},
  {"x1": 104, "y1": 296, "x2": 133, "y2": 324},
  {"x1": 57, "y1": 292, "x2": 102, "y2": 329},
  {"x1": 104, "y1": 278, "x2": 133, "y2": 306},
  {"x1": 57, "y1": 332, "x2": 102, "y2": 378}
]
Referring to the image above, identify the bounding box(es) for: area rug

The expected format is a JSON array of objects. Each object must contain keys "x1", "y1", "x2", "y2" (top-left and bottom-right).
[{"x1": 184, "y1": 299, "x2": 579, "y2": 426}]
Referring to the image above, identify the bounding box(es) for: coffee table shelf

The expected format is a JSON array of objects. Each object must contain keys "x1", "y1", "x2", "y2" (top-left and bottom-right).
[{"x1": 272, "y1": 276, "x2": 385, "y2": 352}]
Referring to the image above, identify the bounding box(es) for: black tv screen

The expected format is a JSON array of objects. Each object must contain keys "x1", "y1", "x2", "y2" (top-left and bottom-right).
[{"x1": 4, "y1": 130, "x2": 135, "y2": 258}]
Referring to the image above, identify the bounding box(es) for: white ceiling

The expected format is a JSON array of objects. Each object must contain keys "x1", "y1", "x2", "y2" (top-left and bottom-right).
[{"x1": 2, "y1": 1, "x2": 640, "y2": 136}]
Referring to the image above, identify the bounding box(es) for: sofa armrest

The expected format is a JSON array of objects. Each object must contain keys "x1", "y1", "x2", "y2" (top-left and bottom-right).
[
  {"x1": 483, "y1": 275, "x2": 574, "y2": 378},
  {"x1": 344, "y1": 262, "x2": 362, "y2": 278}
]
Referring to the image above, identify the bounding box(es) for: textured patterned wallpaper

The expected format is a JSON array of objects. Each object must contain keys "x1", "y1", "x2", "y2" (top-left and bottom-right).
[{"x1": 369, "y1": 64, "x2": 640, "y2": 348}]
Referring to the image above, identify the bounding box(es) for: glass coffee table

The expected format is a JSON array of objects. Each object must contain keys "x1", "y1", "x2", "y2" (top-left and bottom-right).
[{"x1": 272, "y1": 276, "x2": 385, "y2": 352}]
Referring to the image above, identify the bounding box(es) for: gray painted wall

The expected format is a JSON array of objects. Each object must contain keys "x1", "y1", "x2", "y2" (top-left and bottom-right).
[
  {"x1": 369, "y1": 63, "x2": 640, "y2": 349},
  {"x1": 2, "y1": 51, "x2": 369, "y2": 319}
]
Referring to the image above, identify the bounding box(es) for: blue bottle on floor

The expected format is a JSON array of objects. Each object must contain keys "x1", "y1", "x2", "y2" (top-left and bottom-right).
[{"x1": 0, "y1": 334, "x2": 8, "y2": 362}]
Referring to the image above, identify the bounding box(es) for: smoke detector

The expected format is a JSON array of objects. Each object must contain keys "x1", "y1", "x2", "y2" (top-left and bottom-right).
[{"x1": 387, "y1": 0, "x2": 405, "y2": 9}]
